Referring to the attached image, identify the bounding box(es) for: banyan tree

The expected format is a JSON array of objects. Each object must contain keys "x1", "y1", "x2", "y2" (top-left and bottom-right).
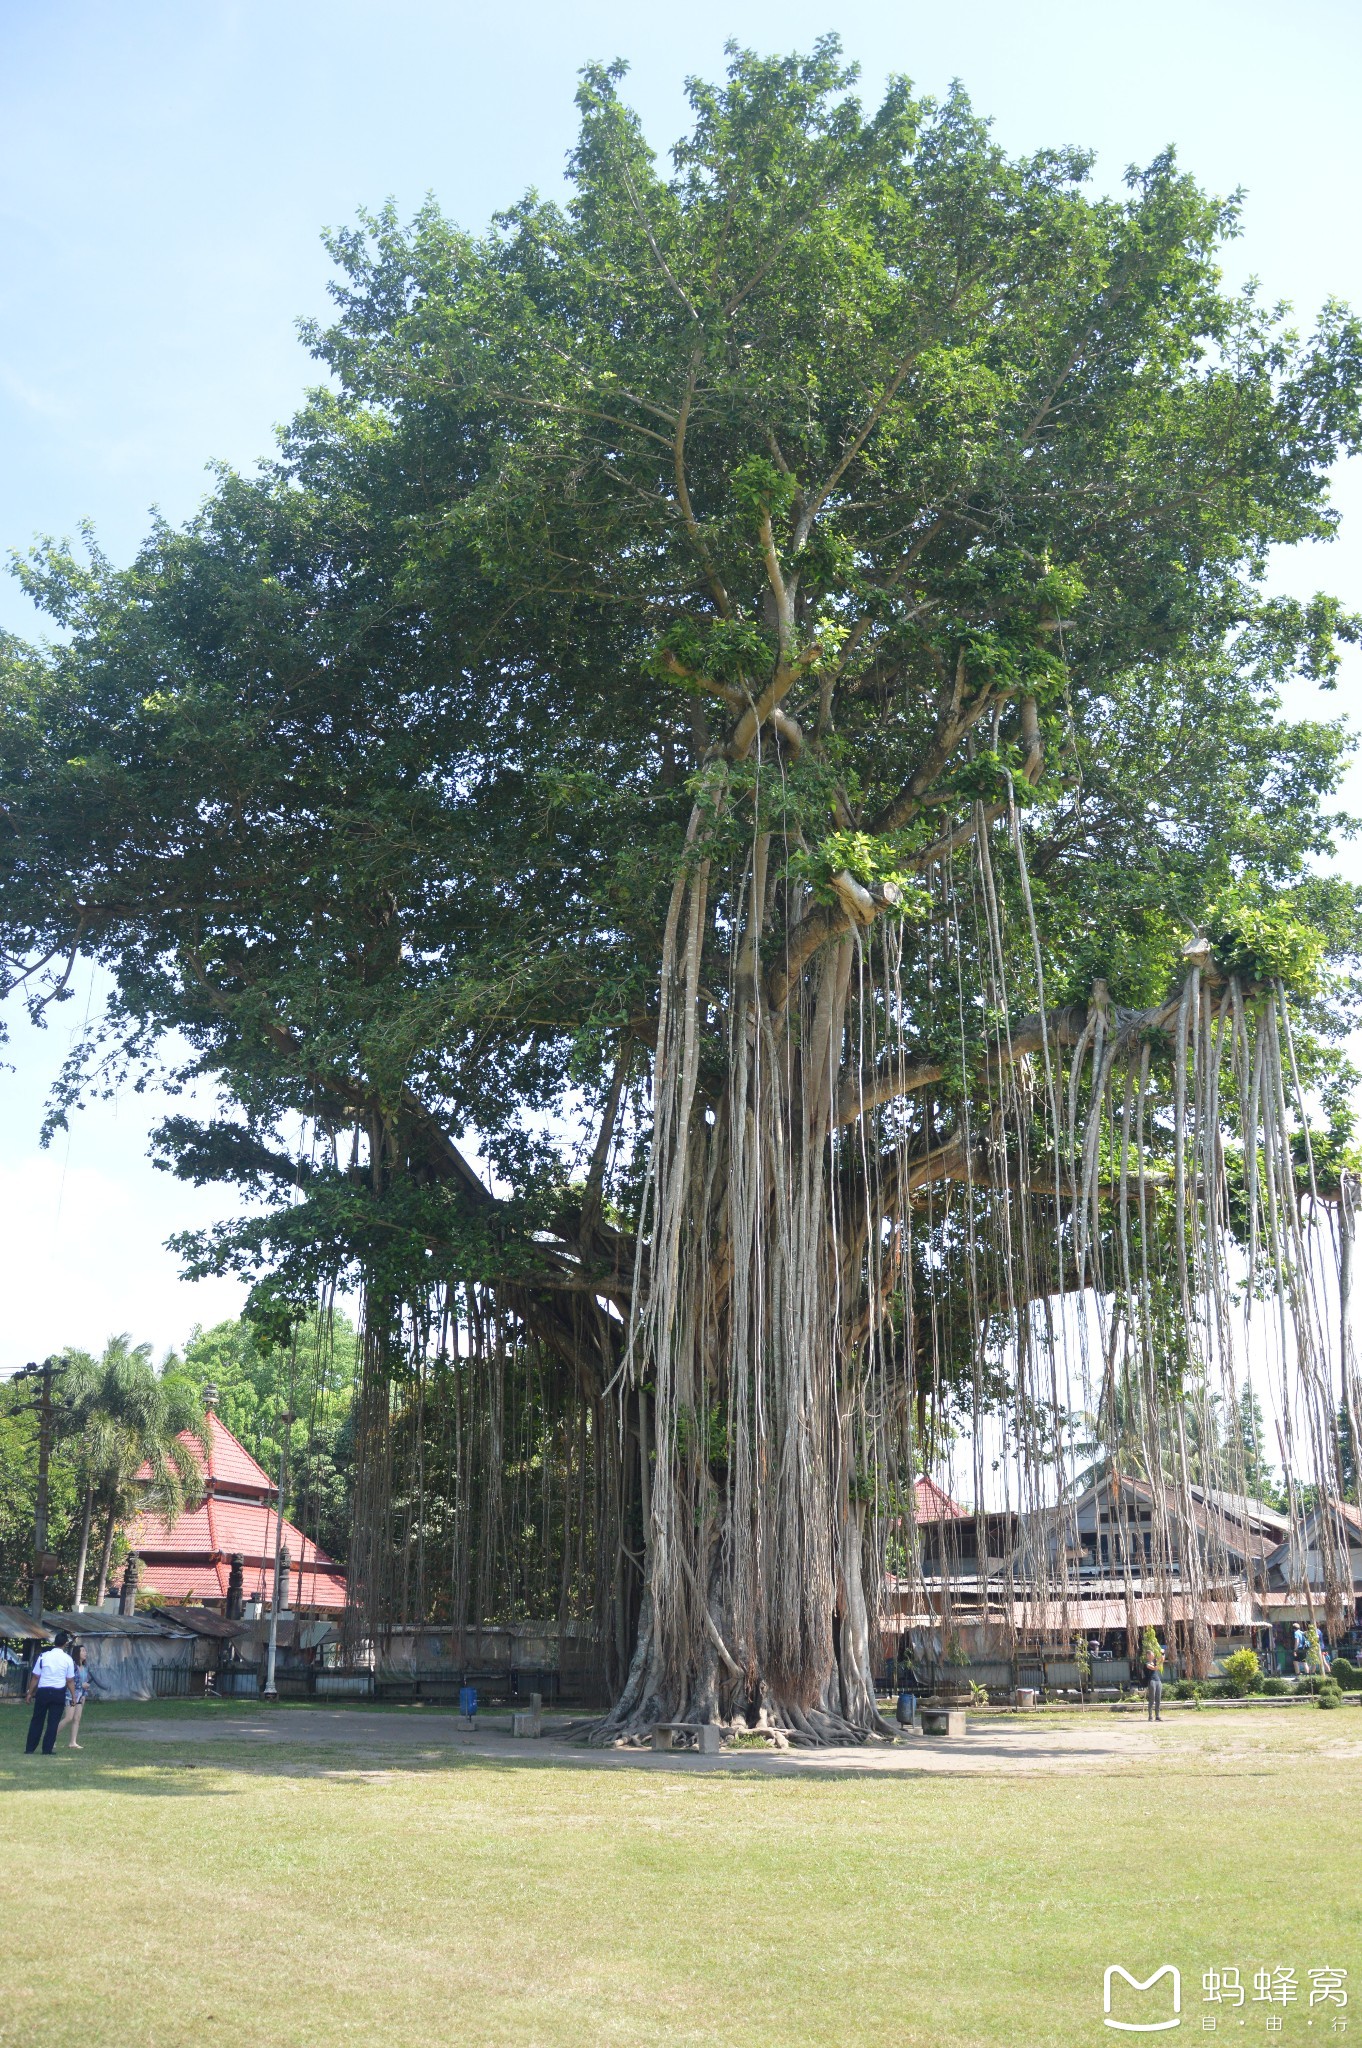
[{"x1": 4, "y1": 43, "x2": 1362, "y2": 1737}]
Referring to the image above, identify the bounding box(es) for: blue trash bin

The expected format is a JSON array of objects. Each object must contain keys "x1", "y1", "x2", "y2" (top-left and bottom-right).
[
  {"x1": 459, "y1": 1685, "x2": 478, "y2": 1724},
  {"x1": 896, "y1": 1690, "x2": 916, "y2": 1728}
]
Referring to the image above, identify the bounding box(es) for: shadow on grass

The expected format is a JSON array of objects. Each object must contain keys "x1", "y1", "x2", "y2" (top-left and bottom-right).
[
  {"x1": 5, "y1": 1699, "x2": 1271, "y2": 1793},
  {"x1": 0, "y1": 1752, "x2": 241, "y2": 1799}
]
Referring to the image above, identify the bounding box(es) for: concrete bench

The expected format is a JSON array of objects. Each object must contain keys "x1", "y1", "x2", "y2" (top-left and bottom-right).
[
  {"x1": 511, "y1": 1707, "x2": 543, "y2": 1738},
  {"x1": 919, "y1": 1705, "x2": 967, "y2": 1738},
  {"x1": 650, "y1": 1721, "x2": 722, "y2": 1754}
]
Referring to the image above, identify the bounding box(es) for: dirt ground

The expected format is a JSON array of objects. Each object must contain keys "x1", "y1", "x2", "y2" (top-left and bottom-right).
[{"x1": 100, "y1": 1696, "x2": 1362, "y2": 1776}]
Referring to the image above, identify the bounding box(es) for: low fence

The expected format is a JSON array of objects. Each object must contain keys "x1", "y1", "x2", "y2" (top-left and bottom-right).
[
  {"x1": 206, "y1": 1664, "x2": 565, "y2": 1704},
  {"x1": 912, "y1": 1654, "x2": 1135, "y2": 1697},
  {"x1": 315, "y1": 1671, "x2": 373, "y2": 1699},
  {"x1": 372, "y1": 1664, "x2": 562, "y2": 1706}
]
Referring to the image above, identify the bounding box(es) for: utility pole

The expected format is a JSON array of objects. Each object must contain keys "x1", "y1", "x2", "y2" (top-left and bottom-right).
[
  {"x1": 16, "y1": 1357, "x2": 62, "y2": 1623},
  {"x1": 263, "y1": 1408, "x2": 294, "y2": 1700}
]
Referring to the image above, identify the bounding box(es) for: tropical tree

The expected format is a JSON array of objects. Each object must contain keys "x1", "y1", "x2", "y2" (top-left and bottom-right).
[
  {"x1": 171, "y1": 1312, "x2": 358, "y2": 1559},
  {"x1": 59, "y1": 1339, "x2": 208, "y2": 1606},
  {"x1": 3, "y1": 43, "x2": 1361, "y2": 1723},
  {"x1": 0, "y1": 1374, "x2": 79, "y2": 1606}
]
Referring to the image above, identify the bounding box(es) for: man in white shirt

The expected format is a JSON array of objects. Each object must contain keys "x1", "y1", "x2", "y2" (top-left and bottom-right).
[{"x1": 25, "y1": 1632, "x2": 76, "y2": 1755}]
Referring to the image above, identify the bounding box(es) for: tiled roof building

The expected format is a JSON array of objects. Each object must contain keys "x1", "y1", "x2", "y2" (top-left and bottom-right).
[{"x1": 129, "y1": 1410, "x2": 347, "y2": 1612}]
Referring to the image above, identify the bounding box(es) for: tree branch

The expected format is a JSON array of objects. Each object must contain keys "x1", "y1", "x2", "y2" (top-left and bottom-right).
[{"x1": 675, "y1": 342, "x2": 731, "y2": 617}]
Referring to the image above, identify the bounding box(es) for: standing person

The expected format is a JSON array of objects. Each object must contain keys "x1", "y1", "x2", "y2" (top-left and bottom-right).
[
  {"x1": 1142, "y1": 1637, "x2": 1165, "y2": 1722},
  {"x1": 24, "y1": 1632, "x2": 76, "y2": 1756},
  {"x1": 58, "y1": 1642, "x2": 93, "y2": 1749}
]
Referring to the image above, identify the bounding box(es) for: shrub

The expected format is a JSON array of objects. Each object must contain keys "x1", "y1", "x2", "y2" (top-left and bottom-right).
[
  {"x1": 1171, "y1": 1678, "x2": 1201, "y2": 1701},
  {"x1": 1261, "y1": 1676, "x2": 1291, "y2": 1697},
  {"x1": 1223, "y1": 1648, "x2": 1263, "y2": 1697},
  {"x1": 1317, "y1": 1680, "x2": 1343, "y2": 1710},
  {"x1": 1331, "y1": 1656, "x2": 1362, "y2": 1691}
]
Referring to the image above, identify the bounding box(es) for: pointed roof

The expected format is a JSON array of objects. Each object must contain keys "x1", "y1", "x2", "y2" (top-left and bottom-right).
[
  {"x1": 135, "y1": 1409, "x2": 275, "y2": 1499},
  {"x1": 128, "y1": 1409, "x2": 347, "y2": 1611},
  {"x1": 914, "y1": 1475, "x2": 969, "y2": 1523}
]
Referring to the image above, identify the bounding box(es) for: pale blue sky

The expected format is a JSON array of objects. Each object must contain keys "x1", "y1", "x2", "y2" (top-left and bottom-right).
[{"x1": 2, "y1": 0, "x2": 1360, "y2": 1362}]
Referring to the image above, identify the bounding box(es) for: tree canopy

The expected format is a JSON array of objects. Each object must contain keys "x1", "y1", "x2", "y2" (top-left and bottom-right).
[{"x1": 3, "y1": 41, "x2": 1361, "y2": 1722}]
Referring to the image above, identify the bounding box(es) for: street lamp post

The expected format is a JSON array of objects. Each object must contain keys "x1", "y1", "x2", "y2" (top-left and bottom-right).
[{"x1": 263, "y1": 1408, "x2": 294, "y2": 1700}]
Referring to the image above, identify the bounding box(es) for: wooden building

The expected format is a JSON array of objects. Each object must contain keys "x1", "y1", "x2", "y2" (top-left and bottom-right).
[{"x1": 128, "y1": 1408, "x2": 347, "y2": 1614}]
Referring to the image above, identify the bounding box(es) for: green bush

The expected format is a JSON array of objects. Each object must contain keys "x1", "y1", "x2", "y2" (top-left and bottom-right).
[
  {"x1": 1261, "y1": 1676, "x2": 1291, "y2": 1696},
  {"x1": 1139, "y1": 1626, "x2": 1165, "y2": 1673},
  {"x1": 1223, "y1": 1648, "x2": 1263, "y2": 1697},
  {"x1": 1171, "y1": 1678, "x2": 1201, "y2": 1701},
  {"x1": 1317, "y1": 1680, "x2": 1343, "y2": 1710},
  {"x1": 1297, "y1": 1673, "x2": 1335, "y2": 1696},
  {"x1": 1331, "y1": 1656, "x2": 1362, "y2": 1691}
]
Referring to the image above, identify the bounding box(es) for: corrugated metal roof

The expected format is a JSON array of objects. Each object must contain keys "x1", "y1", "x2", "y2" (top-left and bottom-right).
[
  {"x1": 881, "y1": 1593, "x2": 1257, "y2": 1632},
  {"x1": 0, "y1": 1604, "x2": 52, "y2": 1640},
  {"x1": 42, "y1": 1609, "x2": 194, "y2": 1638},
  {"x1": 146, "y1": 1604, "x2": 246, "y2": 1641}
]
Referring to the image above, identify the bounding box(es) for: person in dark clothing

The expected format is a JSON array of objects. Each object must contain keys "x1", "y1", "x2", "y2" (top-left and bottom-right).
[
  {"x1": 25, "y1": 1632, "x2": 76, "y2": 1755},
  {"x1": 1142, "y1": 1638, "x2": 1166, "y2": 1722}
]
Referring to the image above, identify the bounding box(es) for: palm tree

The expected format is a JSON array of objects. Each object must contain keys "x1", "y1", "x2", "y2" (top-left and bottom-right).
[
  {"x1": 62, "y1": 1345, "x2": 110, "y2": 1608},
  {"x1": 61, "y1": 1337, "x2": 208, "y2": 1608}
]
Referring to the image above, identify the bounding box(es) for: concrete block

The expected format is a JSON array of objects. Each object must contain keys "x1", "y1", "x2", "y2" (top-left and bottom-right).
[{"x1": 920, "y1": 1706, "x2": 966, "y2": 1738}]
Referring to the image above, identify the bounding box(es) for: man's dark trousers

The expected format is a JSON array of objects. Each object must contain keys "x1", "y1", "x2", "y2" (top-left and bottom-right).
[{"x1": 25, "y1": 1687, "x2": 65, "y2": 1754}]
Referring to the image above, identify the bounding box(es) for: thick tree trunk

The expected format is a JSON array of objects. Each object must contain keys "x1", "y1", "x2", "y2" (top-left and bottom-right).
[
  {"x1": 837, "y1": 1499, "x2": 890, "y2": 1732},
  {"x1": 596, "y1": 868, "x2": 900, "y2": 1744},
  {"x1": 1340, "y1": 1175, "x2": 1361, "y2": 1502}
]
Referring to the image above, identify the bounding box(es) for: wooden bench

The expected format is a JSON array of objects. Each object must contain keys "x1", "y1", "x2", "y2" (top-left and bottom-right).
[
  {"x1": 650, "y1": 1721, "x2": 722, "y2": 1754},
  {"x1": 919, "y1": 1705, "x2": 967, "y2": 1738}
]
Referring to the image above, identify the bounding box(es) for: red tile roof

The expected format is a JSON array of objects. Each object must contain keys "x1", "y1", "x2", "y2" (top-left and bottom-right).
[
  {"x1": 128, "y1": 1409, "x2": 347, "y2": 1611},
  {"x1": 136, "y1": 1410, "x2": 275, "y2": 1497},
  {"x1": 136, "y1": 1558, "x2": 349, "y2": 1610},
  {"x1": 914, "y1": 1475, "x2": 969, "y2": 1523},
  {"x1": 137, "y1": 1560, "x2": 231, "y2": 1601}
]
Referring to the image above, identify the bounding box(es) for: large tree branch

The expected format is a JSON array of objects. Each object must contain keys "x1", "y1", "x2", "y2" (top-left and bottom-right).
[
  {"x1": 768, "y1": 689, "x2": 1043, "y2": 1012},
  {"x1": 675, "y1": 342, "x2": 731, "y2": 617},
  {"x1": 728, "y1": 645, "x2": 821, "y2": 760},
  {"x1": 796, "y1": 339, "x2": 937, "y2": 546},
  {"x1": 183, "y1": 948, "x2": 495, "y2": 1207},
  {"x1": 832, "y1": 953, "x2": 1197, "y2": 1133}
]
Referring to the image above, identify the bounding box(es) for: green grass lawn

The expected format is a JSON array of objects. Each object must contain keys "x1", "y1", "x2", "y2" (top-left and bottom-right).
[{"x1": 1, "y1": 1701, "x2": 1358, "y2": 2047}]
